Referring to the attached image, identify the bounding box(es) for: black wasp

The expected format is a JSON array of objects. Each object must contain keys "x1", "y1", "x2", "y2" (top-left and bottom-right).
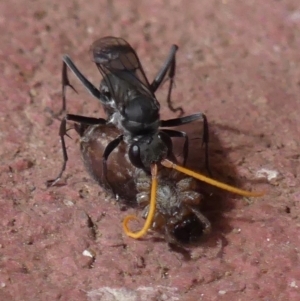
[
  {"x1": 47, "y1": 36, "x2": 210, "y2": 189},
  {"x1": 47, "y1": 37, "x2": 263, "y2": 243}
]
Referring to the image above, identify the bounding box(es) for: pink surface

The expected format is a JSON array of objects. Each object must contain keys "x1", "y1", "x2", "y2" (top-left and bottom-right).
[{"x1": 0, "y1": 0, "x2": 299, "y2": 300}]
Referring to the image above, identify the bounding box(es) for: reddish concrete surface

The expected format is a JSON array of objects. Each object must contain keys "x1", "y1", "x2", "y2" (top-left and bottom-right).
[{"x1": 0, "y1": 0, "x2": 299, "y2": 300}]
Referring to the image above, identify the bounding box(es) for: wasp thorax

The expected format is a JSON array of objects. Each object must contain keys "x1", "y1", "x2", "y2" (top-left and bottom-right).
[
  {"x1": 124, "y1": 97, "x2": 159, "y2": 123},
  {"x1": 121, "y1": 96, "x2": 160, "y2": 135}
]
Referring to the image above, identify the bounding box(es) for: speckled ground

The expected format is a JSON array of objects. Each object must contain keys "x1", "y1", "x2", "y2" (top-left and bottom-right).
[{"x1": 0, "y1": 1, "x2": 300, "y2": 300}]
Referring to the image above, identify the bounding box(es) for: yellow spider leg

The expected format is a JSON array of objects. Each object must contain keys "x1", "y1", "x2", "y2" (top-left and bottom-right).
[
  {"x1": 123, "y1": 163, "x2": 158, "y2": 238},
  {"x1": 161, "y1": 159, "x2": 264, "y2": 197}
]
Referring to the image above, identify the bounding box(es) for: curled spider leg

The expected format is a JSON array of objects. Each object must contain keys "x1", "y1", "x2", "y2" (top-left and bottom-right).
[{"x1": 123, "y1": 163, "x2": 158, "y2": 239}]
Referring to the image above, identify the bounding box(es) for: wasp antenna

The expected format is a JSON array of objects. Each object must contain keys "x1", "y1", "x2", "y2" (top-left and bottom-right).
[
  {"x1": 161, "y1": 159, "x2": 264, "y2": 197},
  {"x1": 123, "y1": 163, "x2": 158, "y2": 238}
]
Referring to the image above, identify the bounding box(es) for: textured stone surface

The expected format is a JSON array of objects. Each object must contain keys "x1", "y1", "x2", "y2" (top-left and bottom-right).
[{"x1": 0, "y1": 0, "x2": 299, "y2": 300}]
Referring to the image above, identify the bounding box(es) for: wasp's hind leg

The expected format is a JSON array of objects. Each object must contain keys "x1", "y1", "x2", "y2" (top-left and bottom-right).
[
  {"x1": 151, "y1": 45, "x2": 184, "y2": 116},
  {"x1": 160, "y1": 112, "x2": 211, "y2": 176},
  {"x1": 46, "y1": 114, "x2": 107, "y2": 187},
  {"x1": 61, "y1": 55, "x2": 111, "y2": 111},
  {"x1": 161, "y1": 129, "x2": 189, "y2": 166}
]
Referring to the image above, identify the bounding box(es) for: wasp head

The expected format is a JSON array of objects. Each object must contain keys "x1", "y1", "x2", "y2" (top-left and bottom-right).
[{"x1": 128, "y1": 131, "x2": 172, "y2": 172}]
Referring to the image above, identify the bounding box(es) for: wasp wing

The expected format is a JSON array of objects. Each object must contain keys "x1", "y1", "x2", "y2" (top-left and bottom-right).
[{"x1": 91, "y1": 36, "x2": 154, "y2": 101}]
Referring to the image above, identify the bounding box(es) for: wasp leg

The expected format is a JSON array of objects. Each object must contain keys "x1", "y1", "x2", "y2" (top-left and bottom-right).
[
  {"x1": 161, "y1": 129, "x2": 188, "y2": 166},
  {"x1": 66, "y1": 114, "x2": 107, "y2": 125},
  {"x1": 102, "y1": 134, "x2": 124, "y2": 198},
  {"x1": 150, "y1": 45, "x2": 183, "y2": 116},
  {"x1": 62, "y1": 55, "x2": 110, "y2": 111},
  {"x1": 46, "y1": 114, "x2": 107, "y2": 187},
  {"x1": 61, "y1": 59, "x2": 78, "y2": 112},
  {"x1": 160, "y1": 113, "x2": 210, "y2": 175},
  {"x1": 151, "y1": 45, "x2": 178, "y2": 91}
]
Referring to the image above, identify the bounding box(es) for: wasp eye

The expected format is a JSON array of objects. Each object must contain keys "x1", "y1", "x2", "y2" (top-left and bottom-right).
[{"x1": 129, "y1": 144, "x2": 144, "y2": 169}]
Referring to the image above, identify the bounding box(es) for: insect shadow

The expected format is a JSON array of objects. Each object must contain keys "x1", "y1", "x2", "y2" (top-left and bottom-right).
[{"x1": 179, "y1": 122, "x2": 256, "y2": 250}]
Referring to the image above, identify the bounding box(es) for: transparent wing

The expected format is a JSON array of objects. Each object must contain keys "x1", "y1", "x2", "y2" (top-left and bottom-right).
[{"x1": 91, "y1": 36, "x2": 154, "y2": 98}]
